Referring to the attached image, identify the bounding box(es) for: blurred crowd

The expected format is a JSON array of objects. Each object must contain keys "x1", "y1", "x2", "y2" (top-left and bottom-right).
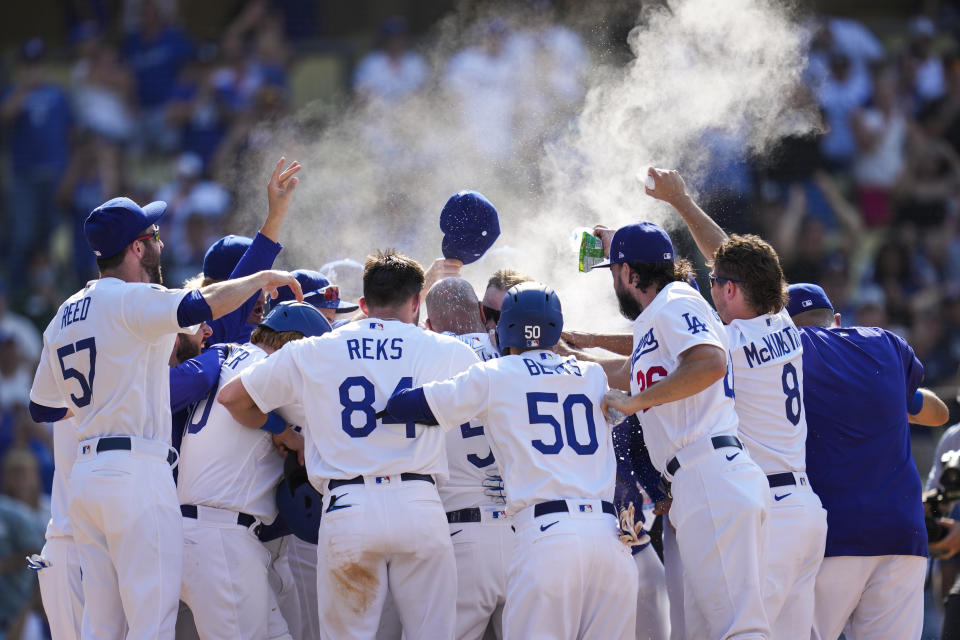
[{"x1": 0, "y1": 0, "x2": 959, "y2": 636}]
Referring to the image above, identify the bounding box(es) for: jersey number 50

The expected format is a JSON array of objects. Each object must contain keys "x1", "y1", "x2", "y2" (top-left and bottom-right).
[{"x1": 526, "y1": 392, "x2": 598, "y2": 455}]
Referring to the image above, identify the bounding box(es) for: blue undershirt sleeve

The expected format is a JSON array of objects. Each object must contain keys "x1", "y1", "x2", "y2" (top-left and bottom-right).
[
  {"x1": 176, "y1": 290, "x2": 213, "y2": 328},
  {"x1": 169, "y1": 345, "x2": 228, "y2": 413},
  {"x1": 384, "y1": 387, "x2": 438, "y2": 426},
  {"x1": 29, "y1": 401, "x2": 68, "y2": 423},
  {"x1": 207, "y1": 232, "x2": 282, "y2": 345}
]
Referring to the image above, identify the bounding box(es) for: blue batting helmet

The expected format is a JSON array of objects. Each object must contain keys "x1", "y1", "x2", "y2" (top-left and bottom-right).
[
  {"x1": 260, "y1": 301, "x2": 332, "y2": 337},
  {"x1": 275, "y1": 457, "x2": 323, "y2": 544},
  {"x1": 496, "y1": 282, "x2": 563, "y2": 350}
]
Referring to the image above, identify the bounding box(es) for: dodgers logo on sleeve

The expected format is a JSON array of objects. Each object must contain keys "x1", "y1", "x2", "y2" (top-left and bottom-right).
[{"x1": 682, "y1": 313, "x2": 708, "y2": 335}]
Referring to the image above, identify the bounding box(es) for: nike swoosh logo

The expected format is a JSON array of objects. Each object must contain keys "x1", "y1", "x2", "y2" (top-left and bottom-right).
[
  {"x1": 725, "y1": 452, "x2": 740, "y2": 461},
  {"x1": 325, "y1": 493, "x2": 353, "y2": 512},
  {"x1": 774, "y1": 493, "x2": 791, "y2": 502},
  {"x1": 540, "y1": 521, "x2": 559, "y2": 532},
  {"x1": 450, "y1": 529, "x2": 463, "y2": 537}
]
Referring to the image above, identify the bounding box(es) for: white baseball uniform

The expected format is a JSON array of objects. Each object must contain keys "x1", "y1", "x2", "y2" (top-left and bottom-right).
[
  {"x1": 36, "y1": 420, "x2": 83, "y2": 640},
  {"x1": 442, "y1": 331, "x2": 514, "y2": 640},
  {"x1": 725, "y1": 309, "x2": 827, "y2": 639},
  {"x1": 629, "y1": 282, "x2": 770, "y2": 639},
  {"x1": 240, "y1": 318, "x2": 480, "y2": 640},
  {"x1": 30, "y1": 277, "x2": 190, "y2": 640},
  {"x1": 177, "y1": 343, "x2": 292, "y2": 640},
  {"x1": 422, "y1": 350, "x2": 638, "y2": 640}
]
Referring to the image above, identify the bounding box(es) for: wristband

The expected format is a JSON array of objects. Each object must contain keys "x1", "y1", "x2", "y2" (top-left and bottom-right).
[{"x1": 260, "y1": 412, "x2": 286, "y2": 434}]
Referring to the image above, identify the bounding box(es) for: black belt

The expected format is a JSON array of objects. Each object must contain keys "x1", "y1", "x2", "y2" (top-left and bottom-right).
[
  {"x1": 447, "y1": 507, "x2": 482, "y2": 523},
  {"x1": 328, "y1": 473, "x2": 435, "y2": 491},
  {"x1": 533, "y1": 500, "x2": 616, "y2": 518},
  {"x1": 97, "y1": 436, "x2": 177, "y2": 466},
  {"x1": 767, "y1": 472, "x2": 797, "y2": 488},
  {"x1": 180, "y1": 504, "x2": 260, "y2": 534},
  {"x1": 665, "y1": 435, "x2": 743, "y2": 476}
]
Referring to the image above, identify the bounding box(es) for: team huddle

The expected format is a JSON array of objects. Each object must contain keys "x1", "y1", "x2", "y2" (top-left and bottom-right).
[{"x1": 26, "y1": 160, "x2": 948, "y2": 640}]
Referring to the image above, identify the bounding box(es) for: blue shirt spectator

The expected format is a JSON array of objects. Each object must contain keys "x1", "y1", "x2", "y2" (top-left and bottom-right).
[
  {"x1": 124, "y1": 25, "x2": 193, "y2": 108},
  {"x1": 1, "y1": 82, "x2": 72, "y2": 176}
]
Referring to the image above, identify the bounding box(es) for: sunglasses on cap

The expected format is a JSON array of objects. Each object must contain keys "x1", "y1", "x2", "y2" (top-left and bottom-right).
[
  {"x1": 305, "y1": 284, "x2": 341, "y2": 302},
  {"x1": 708, "y1": 272, "x2": 744, "y2": 287},
  {"x1": 133, "y1": 225, "x2": 160, "y2": 244}
]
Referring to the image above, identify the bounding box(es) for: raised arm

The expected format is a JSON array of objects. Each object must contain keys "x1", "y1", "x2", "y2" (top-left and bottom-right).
[
  {"x1": 196, "y1": 270, "x2": 302, "y2": 323},
  {"x1": 645, "y1": 168, "x2": 728, "y2": 261}
]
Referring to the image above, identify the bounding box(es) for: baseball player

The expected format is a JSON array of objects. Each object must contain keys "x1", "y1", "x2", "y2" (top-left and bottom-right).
[
  {"x1": 480, "y1": 269, "x2": 533, "y2": 336},
  {"x1": 785, "y1": 283, "x2": 948, "y2": 640},
  {"x1": 28, "y1": 195, "x2": 301, "y2": 639},
  {"x1": 642, "y1": 168, "x2": 827, "y2": 639},
  {"x1": 384, "y1": 282, "x2": 638, "y2": 639},
  {"x1": 423, "y1": 277, "x2": 513, "y2": 639},
  {"x1": 33, "y1": 331, "x2": 227, "y2": 640},
  {"x1": 218, "y1": 249, "x2": 480, "y2": 640},
  {"x1": 599, "y1": 221, "x2": 771, "y2": 639},
  {"x1": 177, "y1": 301, "x2": 331, "y2": 640}
]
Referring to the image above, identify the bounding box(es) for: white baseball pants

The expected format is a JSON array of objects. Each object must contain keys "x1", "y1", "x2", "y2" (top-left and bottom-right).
[
  {"x1": 68, "y1": 437, "x2": 182, "y2": 640},
  {"x1": 286, "y1": 535, "x2": 320, "y2": 640},
  {"x1": 180, "y1": 509, "x2": 292, "y2": 640},
  {"x1": 316, "y1": 478, "x2": 457, "y2": 640},
  {"x1": 633, "y1": 543, "x2": 670, "y2": 640},
  {"x1": 264, "y1": 535, "x2": 302, "y2": 640},
  {"x1": 448, "y1": 513, "x2": 514, "y2": 640},
  {"x1": 812, "y1": 554, "x2": 926, "y2": 640},
  {"x1": 503, "y1": 499, "x2": 638, "y2": 640},
  {"x1": 762, "y1": 475, "x2": 827, "y2": 640},
  {"x1": 668, "y1": 440, "x2": 771, "y2": 640},
  {"x1": 37, "y1": 535, "x2": 83, "y2": 640}
]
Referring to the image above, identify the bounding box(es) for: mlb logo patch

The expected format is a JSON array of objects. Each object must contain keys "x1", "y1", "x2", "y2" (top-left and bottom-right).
[
  {"x1": 81, "y1": 445, "x2": 91, "y2": 454},
  {"x1": 802, "y1": 300, "x2": 812, "y2": 308},
  {"x1": 369, "y1": 322, "x2": 384, "y2": 330},
  {"x1": 493, "y1": 510, "x2": 505, "y2": 519},
  {"x1": 578, "y1": 504, "x2": 593, "y2": 513},
  {"x1": 528, "y1": 339, "x2": 540, "y2": 347},
  {"x1": 375, "y1": 476, "x2": 391, "y2": 484},
  {"x1": 663, "y1": 252, "x2": 672, "y2": 259}
]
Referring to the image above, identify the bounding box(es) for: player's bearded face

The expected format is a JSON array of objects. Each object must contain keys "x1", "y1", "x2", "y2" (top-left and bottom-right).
[
  {"x1": 613, "y1": 268, "x2": 642, "y2": 320},
  {"x1": 141, "y1": 239, "x2": 163, "y2": 285}
]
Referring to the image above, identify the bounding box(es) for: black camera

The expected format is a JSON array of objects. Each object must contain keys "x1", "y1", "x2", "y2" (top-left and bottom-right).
[{"x1": 925, "y1": 449, "x2": 960, "y2": 543}]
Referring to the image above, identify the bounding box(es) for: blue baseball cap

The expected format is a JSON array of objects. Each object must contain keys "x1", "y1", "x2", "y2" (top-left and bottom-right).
[
  {"x1": 275, "y1": 269, "x2": 360, "y2": 313},
  {"x1": 592, "y1": 222, "x2": 674, "y2": 269},
  {"x1": 203, "y1": 235, "x2": 252, "y2": 281},
  {"x1": 260, "y1": 301, "x2": 332, "y2": 338},
  {"x1": 440, "y1": 190, "x2": 501, "y2": 265},
  {"x1": 786, "y1": 283, "x2": 834, "y2": 317},
  {"x1": 84, "y1": 197, "x2": 167, "y2": 259}
]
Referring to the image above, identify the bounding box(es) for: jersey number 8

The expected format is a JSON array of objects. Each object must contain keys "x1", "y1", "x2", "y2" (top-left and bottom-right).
[{"x1": 339, "y1": 376, "x2": 417, "y2": 438}]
